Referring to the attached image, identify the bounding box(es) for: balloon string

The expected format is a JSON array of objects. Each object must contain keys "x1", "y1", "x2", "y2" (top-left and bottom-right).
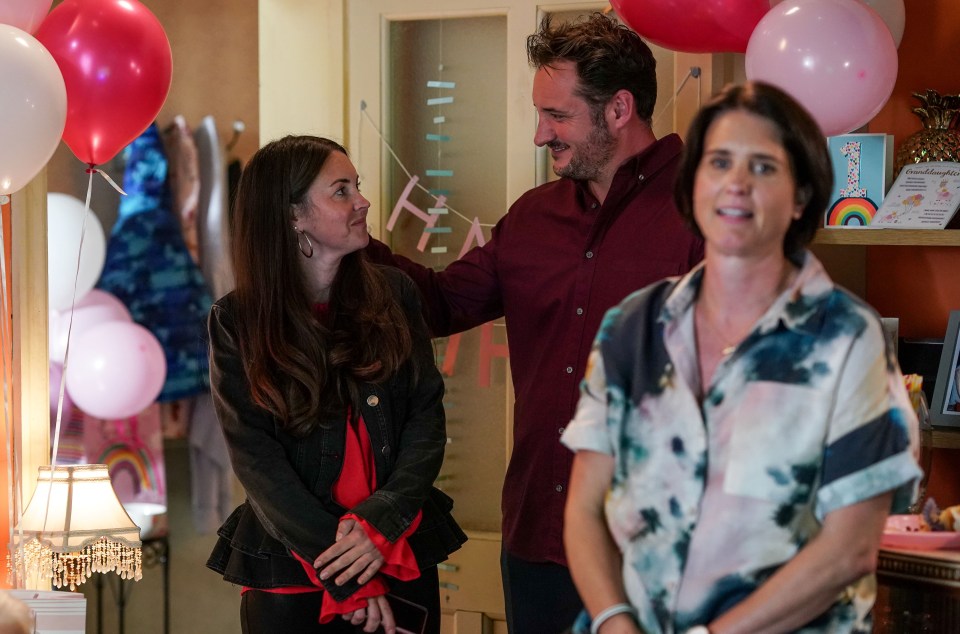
[
  {"x1": 357, "y1": 105, "x2": 495, "y2": 229},
  {"x1": 651, "y1": 66, "x2": 702, "y2": 133},
  {"x1": 86, "y1": 165, "x2": 128, "y2": 196},
  {"x1": 32, "y1": 169, "x2": 97, "y2": 561},
  {"x1": 50, "y1": 171, "x2": 98, "y2": 474},
  {"x1": 0, "y1": 199, "x2": 25, "y2": 587}
]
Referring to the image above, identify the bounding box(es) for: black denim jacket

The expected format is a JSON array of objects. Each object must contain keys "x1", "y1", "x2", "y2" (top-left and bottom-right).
[{"x1": 205, "y1": 267, "x2": 466, "y2": 601}]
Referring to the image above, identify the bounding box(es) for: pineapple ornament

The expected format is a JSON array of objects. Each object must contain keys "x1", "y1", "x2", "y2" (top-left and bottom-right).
[{"x1": 894, "y1": 89, "x2": 960, "y2": 175}]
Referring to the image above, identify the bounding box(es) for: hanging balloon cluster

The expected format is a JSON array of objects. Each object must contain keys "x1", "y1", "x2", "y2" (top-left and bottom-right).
[
  {"x1": 610, "y1": 0, "x2": 905, "y2": 137},
  {"x1": 0, "y1": 0, "x2": 172, "y2": 585},
  {"x1": 30, "y1": 0, "x2": 173, "y2": 423},
  {"x1": 1, "y1": 0, "x2": 173, "y2": 589}
]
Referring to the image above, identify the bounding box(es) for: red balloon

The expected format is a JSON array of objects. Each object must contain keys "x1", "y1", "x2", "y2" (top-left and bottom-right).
[
  {"x1": 36, "y1": 0, "x2": 172, "y2": 166},
  {"x1": 612, "y1": 0, "x2": 772, "y2": 54}
]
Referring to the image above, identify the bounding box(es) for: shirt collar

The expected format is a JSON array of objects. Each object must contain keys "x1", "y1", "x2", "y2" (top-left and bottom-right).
[
  {"x1": 660, "y1": 250, "x2": 835, "y2": 336},
  {"x1": 574, "y1": 133, "x2": 684, "y2": 202}
]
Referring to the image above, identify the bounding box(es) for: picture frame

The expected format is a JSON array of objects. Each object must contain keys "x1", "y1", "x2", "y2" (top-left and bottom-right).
[
  {"x1": 930, "y1": 310, "x2": 960, "y2": 427},
  {"x1": 880, "y1": 317, "x2": 899, "y2": 357}
]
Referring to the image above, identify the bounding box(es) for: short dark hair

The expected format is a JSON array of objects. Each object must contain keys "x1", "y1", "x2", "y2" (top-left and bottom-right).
[
  {"x1": 526, "y1": 13, "x2": 657, "y2": 124},
  {"x1": 674, "y1": 81, "x2": 832, "y2": 257}
]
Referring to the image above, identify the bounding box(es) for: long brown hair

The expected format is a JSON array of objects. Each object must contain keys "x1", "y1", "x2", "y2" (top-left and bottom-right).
[{"x1": 230, "y1": 135, "x2": 412, "y2": 436}]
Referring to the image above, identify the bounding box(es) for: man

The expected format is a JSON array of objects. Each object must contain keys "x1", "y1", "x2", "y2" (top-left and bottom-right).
[{"x1": 367, "y1": 13, "x2": 704, "y2": 633}]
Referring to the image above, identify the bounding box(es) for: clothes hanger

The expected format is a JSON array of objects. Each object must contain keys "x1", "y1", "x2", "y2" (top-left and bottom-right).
[{"x1": 225, "y1": 119, "x2": 245, "y2": 153}]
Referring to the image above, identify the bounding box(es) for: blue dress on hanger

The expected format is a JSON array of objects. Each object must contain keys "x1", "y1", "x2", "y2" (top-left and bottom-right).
[{"x1": 97, "y1": 123, "x2": 213, "y2": 402}]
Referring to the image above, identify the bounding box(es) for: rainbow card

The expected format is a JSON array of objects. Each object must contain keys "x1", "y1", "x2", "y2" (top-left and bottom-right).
[
  {"x1": 825, "y1": 133, "x2": 893, "y2": 228},
  {"x1": 827, "y1": 197, "x2": 878, "y2": 227}
]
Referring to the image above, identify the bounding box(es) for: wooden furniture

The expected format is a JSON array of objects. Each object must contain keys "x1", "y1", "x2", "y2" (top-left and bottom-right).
[
  {"x1": 874, "y1": 547, "x2": 960, "y2": 633},
  {"x1": 439, "y1": 531, "x2": 507, "y2": 633},
  {"x1": 813, "y1": 229, "x2": 960, "y2": 247},
  {"x1": 813, "y1": 228, "x2": 960, "y2": 451}
]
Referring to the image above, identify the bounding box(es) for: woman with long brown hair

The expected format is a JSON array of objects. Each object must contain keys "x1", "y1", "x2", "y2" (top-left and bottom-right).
[{"x1": 205, "y1": 135, "x2": 465, "y2": 633}]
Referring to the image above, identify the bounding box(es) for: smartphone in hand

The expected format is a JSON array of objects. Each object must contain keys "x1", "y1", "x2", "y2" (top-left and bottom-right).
[{"x1": 384, "y1": 593, "x2": 428, "y2": 634}]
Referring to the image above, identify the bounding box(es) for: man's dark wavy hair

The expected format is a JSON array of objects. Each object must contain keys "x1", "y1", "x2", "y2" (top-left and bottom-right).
[{"x1": 526, "y1": 13, "x2": 657, "y2": 125}]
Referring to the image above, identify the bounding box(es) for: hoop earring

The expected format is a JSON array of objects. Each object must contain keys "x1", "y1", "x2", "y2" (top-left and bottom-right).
[{"x1": 296, "y1": 229, "x2": 313, "y2": 258}]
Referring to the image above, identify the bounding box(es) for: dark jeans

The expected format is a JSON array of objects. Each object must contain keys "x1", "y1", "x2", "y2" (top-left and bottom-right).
[
  {"x1": 501, "y1": 550, "x2": 583, "y2": 634},
  {"x1": 241, "y1": 567, "x2": 440, "y2": 634}
]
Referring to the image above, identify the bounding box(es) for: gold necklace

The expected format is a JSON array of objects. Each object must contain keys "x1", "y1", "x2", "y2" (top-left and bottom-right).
[
  {"x1": 698, "y1": 265, "x2": 797, "y2": 357},
  {"x1": 697, "y1": 308, "x2": 749, "y2": 357}
]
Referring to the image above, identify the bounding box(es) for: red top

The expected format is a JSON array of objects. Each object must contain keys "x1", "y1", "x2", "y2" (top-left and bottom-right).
[{"x1": 243, "y1": 304, "x2": 422, "y2": 623}]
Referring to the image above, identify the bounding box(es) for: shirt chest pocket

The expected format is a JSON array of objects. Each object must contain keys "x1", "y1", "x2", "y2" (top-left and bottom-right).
[{"x1": 722, "y1": 382, "x2": 831, "y2": 505}]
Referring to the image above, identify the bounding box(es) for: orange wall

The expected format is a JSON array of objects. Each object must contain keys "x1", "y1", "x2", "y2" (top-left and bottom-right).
[{"x1": 866, "y1": 0, "x2": 960, "y2": 339}]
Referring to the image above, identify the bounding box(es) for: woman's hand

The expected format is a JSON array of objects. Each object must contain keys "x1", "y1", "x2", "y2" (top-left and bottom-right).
[
  {"x1": 314, "y1": 518, "x2": 384, "y2": 585},
  {"x1": 341, "y1": 594, "x2": 397, "y2": 633}
]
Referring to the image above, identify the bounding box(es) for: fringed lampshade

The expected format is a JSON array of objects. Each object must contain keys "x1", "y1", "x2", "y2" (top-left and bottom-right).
[{"x1": 13, "y1": 464, "x2": 142, "y2": 590}]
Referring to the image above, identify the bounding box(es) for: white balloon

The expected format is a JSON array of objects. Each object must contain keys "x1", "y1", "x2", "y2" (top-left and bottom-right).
[
  {"x1": 47, "y1": 193, "x2": 107, "y2": 311},
  {"x1": 860, "y1": 0, "x2": 905, "y2": 47},
  {"x1": 0, "y1": 24, "x2": 66, "y2": 194}
]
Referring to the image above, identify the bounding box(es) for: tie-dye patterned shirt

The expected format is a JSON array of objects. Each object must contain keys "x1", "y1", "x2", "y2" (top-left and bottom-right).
[{"x1": 561, "y1": 251, "x2": 920, "y2": 634}]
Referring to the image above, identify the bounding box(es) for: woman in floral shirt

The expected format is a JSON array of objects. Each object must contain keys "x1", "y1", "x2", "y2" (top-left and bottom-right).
[{"x1": 561, "y1": 82, "x2": 921, "y2": 634}]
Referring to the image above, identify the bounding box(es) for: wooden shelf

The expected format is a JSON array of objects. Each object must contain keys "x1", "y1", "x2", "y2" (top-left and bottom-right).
[
  {"x1": 933, "y1": 429, "x2": 960, "y2": 450},
  {"x1": 813, "y1": 229, "x2": 960, "y2": 246}
]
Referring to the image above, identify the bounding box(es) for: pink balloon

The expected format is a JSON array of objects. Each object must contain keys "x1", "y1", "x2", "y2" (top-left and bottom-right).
[
  {"x1": 0, "y1": 0, "x2": 53, "y2": 34},
  {"x1": 49, "y1": 289, "x2": 132, "y2": 364},
  {"x1": 64, "y1": 322, "x2": 166, "y2": 420},
  {"x1": 49, "y1": 362, "x2": 74, "y2": 425},
  {"x1": 745, "y1": 0, "x2": 898, "y2": 136},
  {"x1": 612, "y1": 0, "x2": 772, "y2": 53},
  {"x1": 769, "y1": 0, "x2": 904, "y2": 46}
]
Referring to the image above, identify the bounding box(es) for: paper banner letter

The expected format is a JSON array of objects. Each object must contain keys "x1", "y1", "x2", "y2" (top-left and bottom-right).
[
  {"x1": 478, "y1": 322, "x2": 509, "y2": 388},
  {"x1": 440, "y1": 333, "x2": 462, "y2": 377},
  {"x1": 458, "y1": 217, "x2": 487, "y2": 259},
  {"x1": 386, "y1": 175, "x2": 447, "y2": 252}
]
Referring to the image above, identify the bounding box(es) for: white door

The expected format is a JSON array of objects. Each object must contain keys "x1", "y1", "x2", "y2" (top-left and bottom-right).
[
  {"x1": 255, "y1": 1, "x2": 728, "y2": 631},
  {"x1": 343, "y1": 3, "x2": 725, "y2": 631}
]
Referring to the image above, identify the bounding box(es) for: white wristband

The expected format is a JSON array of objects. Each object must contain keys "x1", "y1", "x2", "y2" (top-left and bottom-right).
[{"x1": 590, "y1": 603, "x2": 637, "y2": 634}]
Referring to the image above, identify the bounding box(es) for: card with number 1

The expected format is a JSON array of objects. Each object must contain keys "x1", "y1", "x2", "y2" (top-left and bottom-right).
[{"x1": 825, "y1": 133, "x2": 894, "y2": 228}]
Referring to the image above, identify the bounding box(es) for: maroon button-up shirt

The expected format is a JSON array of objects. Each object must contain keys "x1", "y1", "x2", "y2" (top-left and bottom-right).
[{"x1": 367, "y1": 133, "x2": 704, "y2": 565}]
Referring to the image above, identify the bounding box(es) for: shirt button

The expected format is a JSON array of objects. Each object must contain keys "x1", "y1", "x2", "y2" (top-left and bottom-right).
[
  {"x1": 366, "y1": 395, "x2": 380, "y2": 406},
  {"x1": 382, "y1": 445, "x2": 391, "y2": 457},
  {"x1": 585, "y1": 251, "x2": 594, "y2": 259},
  {"x1": 576, "y1": 307, "x2": 583, "y2": 315},
  {"x1": 590, "y1": 202, "x2": 598, "y2": 209},
  {"x1": 638, "y1": 174, "x2": 645, "y2": 182},
  {"x1": 555, "y1": 485, "x2": 564, "y2": 493},
  {"x1": 559, "y1": 427, "x2": 565, "y2": 435},
  {"x1": 565, "y1": 366, "x2": 573, "y2": 374}
]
